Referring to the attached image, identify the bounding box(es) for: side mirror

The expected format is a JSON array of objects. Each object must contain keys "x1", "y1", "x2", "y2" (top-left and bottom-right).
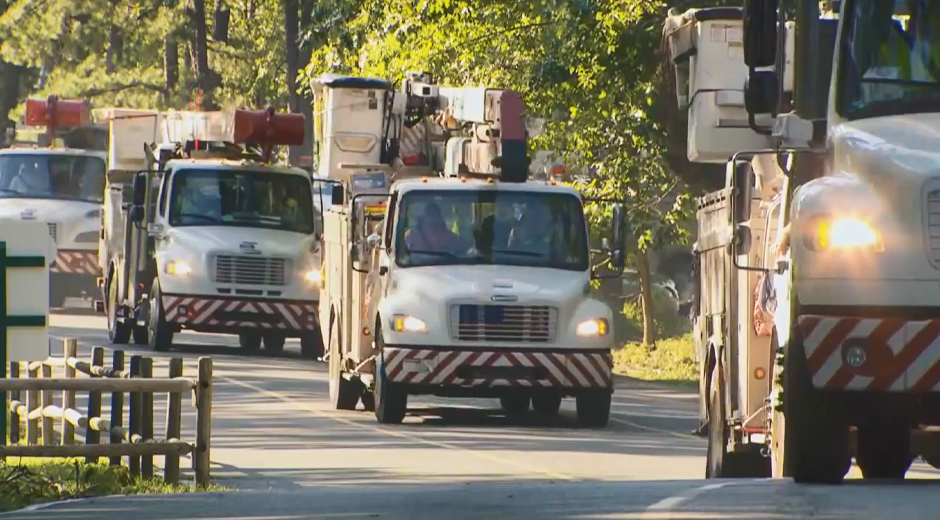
[
  {"x1": 744, "y1": 70, "x2": 780, "y2": 115},
  {"x1": 678, "y1": 300, "x2": 694, "y2": 319},
  {"x1": 366, "y1": 233, "x2": 381, "y2": 249},
  {"x1": 130, "y1": 205, "x2": 145, "y2": 223},
  {"x1": 733, "y1": 162, "x2": 754, "y2": 224},
  {"x1": 132, "y1": 171, "x2": 148, "y2": 206},
  {"x1": 733, "y1": 225, "x2": 753, "y2": 256},
  {"x1": 331, "y1": 184, "x2": 345, "y2": 206},
  {"x1": 147, "y1": 223, "x2": 165, "y2": 237},
  {"x1": 610, "y1": 204, "x2": 626, "y2": 270},
  {"x1": 743, "y1": 0, "x2": 778, "y2": 68}
]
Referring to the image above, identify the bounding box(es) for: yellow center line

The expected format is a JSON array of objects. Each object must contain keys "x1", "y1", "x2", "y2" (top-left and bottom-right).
[{"x1": 218, "y1": 375, "x2": 575, "y2": 481}]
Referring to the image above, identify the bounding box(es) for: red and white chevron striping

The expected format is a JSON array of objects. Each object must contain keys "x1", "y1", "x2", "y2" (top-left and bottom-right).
[
  {"x1": 383, "y1": 347, "x2": 613, "y2": 388},
  {"x1": 799, "y1": 315, "x2": 940, "y2": 392},
  {"x1": 162, "y1": 295, "x2": 318, "y2": 331},
  {"x1": 51, "y1": 250, "x2": 100, "y2": 275}
]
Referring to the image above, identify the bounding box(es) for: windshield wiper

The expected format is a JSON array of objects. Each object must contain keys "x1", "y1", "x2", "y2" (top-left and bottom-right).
[
  {"x1": 491, "y1": 248, "x2": 546, "y2": 257},
  {"x1": 408, "y1": 249, "x2": 461, "y2": 258},
  {"x1": 179, "y1": 213, "x2": 222, "y2": 223}
]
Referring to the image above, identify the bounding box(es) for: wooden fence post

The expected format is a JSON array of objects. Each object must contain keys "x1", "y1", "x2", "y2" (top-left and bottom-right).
[
  {"x1": 40, "y1": 363, "x2": 53, "y2": 445},
  {"x1": 194, "y1": 357, "x2": 212, "y2": 486},
  {"x1": 164, "y1": 358, "x2": 183, "y2": 485},
  {"x1": 141, "y1": 357, "x2": 154, "y2": 479},
  {"x1": 9, "y1": 362, "x2": 19, "y2": 445},
  {"x1": 25, "y1": 363, "x2": 38, "y2": 444},
  {"x1": 109, "y1": 350, "x2": 125, "y2": 467},
  {"x1": 85, "y1": 346, "x2": 104, "y2": 463},
  {"x1": 61, "y1": 339, "x2": 77, "y2": 445},
  {"x1": 128, "y1": 355, "x2": 142, "y2": 476}
]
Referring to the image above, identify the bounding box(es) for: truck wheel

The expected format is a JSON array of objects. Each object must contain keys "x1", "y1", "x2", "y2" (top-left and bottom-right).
[
  {"x1": 147, "y1": 281, "x2": 173, "y2": 352},
  {"x1": 706, "y1": 362, "x2": 770, "y2": 478},
  {"x1": 782, "y1": 329, "x2": 851, "y2": 484},
  {"x1": 263, "y1": 333, "x2": 286, "y2": 353},
  {"x1": 500, "y1": 395, "x2": 531, "y2": 417},
  {"x1": 328, "y1": 318, "x2": 361, "y2": 411},
  {"x1": 106, "y1": 276, "x2": 130, "y2": 344},
  {"x1": 300, "y1": 326, "x2": 324, "y2": 359},
  {"x1": 532, "y1": 393, "x2": 563, "y2": 416},
  {"x1": 576, "y1": 389, "x2": 611, "y2": 428},
  {"x1": 360, "y1": 390, "x2": 376, "y2": 412},
  {"x1": 239, "y1": 331, "x2": 262, "y2": 350},
  {"x1": 132, "y1": 325, "x2": 148, "y2": 345},
  {"x1": 373, "y1": 330, "x2": 407, "y2": 424},
  {"x1": 856, "y1": 423, "x2": 914, "y2": 480}
]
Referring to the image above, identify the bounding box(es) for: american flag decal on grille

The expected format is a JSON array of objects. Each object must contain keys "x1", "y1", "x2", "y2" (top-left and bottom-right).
[
  {"x1": 382, "y1": 347, "x2": 613, "y2": 388},
  {"x1": 162, "y1": 295, "x2": 318, "y2": 331},
  {"x1": 799, "y1": 315, "x2": 940, "y2": 392},
  {"x1": 50, "y1": 250, "x2": 100, "y2": 275}
]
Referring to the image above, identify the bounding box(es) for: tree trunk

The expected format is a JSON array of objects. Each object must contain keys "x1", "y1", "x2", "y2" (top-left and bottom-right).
[
  {"x1": 191, "y1": 0, "x2": 213, "y2": 110},
  {"x1": 637, "y1": 248, "x2": 657, "y2": 349},
  {"x1": 106, "y1": 24, "x2": 120, "y2": 73},
  {"x1": 163, "y1": 37, "x2": 179, "y2": 104}
]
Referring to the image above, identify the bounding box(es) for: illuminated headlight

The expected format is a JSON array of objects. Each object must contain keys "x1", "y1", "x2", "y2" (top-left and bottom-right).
[
  {"x1": 808, "y1": 217, "x2": 883, "y2": 251},
  {"x1": 392, "y1": 314, "x2": 428, "y2": 333},
  {"x1": 165, "y1": 260, "x2": 192, "y2": 276},
  {"x1": 576, "y1": 318, "x2": 609, "y2": 338},
  {"x1": 304, "y1": 268, "x2": 320, "y2": 284},
  {"x1": 74, "y1": 231, "x2": 98, "y2": 243}
]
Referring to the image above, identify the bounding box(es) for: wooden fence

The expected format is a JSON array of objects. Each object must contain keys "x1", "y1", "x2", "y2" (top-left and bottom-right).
[{"x1": 1, "y1": 339, "x2": 213, "y2": 485}]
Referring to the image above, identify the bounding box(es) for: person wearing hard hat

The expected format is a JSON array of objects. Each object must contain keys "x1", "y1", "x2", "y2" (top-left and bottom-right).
[{"x1": 10, "y1": 161, "x2": 50, "y2": 195}]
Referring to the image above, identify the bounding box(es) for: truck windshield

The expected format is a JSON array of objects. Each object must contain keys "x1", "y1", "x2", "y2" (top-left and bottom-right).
[
  {"x1": 394, "y1": 190, "x2": 589, "y2": 271},
  {"x1": 0, "y1": 153, "x2": 105, "y2": 203},
  {"x1": 839, "y1": 0, "x2": 940, "y2": 119},
  {"x1": 168, "y1": 168, "x2": 315, "y2": 234}
]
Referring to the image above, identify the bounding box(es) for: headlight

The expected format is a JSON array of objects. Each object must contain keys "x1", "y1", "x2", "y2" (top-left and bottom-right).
[
  {"x1": 807, "y1": 217, "x2": 883, "y2": 252},
  {"x1": 304, "y1": 268, "x2": 320, "y2": 284},
  {"x1": 165, "y1": 260, "x2": 192, "y2": 276},
  {"x1": 576, "y1": 318, "x2": 609, "y2": 338},
  {"x1": 392, "y1": 314, "x2": 428, "y2": 333},
  {"x1": 74, "y1": 231, "x2": 98, "y2": 243}
]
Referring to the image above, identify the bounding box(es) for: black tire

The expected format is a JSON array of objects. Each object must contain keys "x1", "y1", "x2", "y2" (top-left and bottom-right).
[
  {"x1": 132, "y1": 325, "x2": 148, "y2": 345},
  {"x1": 147, "y1": 281, "x2": 173, "y2": 352},
  {"x1": 782, "y1": 328, "x2": 851, "y2": 484},
  {"x1": 360, "y1": 390, "x2": 376, "y2": 412},
  {"x1": 706, "y1": 363, "x2": 770, "y2": 478},
  {"x1": 500, "y1": 395, "x2": 531, "y2": 416},
  {"x1": 300, "y1": 326, "x2": 324, "y2": 359},
  {"x1": 532, "y1": 394, "x2": 563, "y2": 416},
  {"x1": 576, "y1": 389, "x2": 612, "y2": 428},
  {"x1": 856, "y1": 422, "x2": 914, "y2": 480},
  {"x1": 263, "y1": 333, "x2": 286, "y2": 353},
  {"x1": 239, "y1": 331, "x2": 262, "y2": 351},
  {"x1": 106, "y1": 275, "x2": 131, "y2": 344},
  {"x1": 328, "y1": 317, "x2": 361, "y2": 410},
  {"x1": 373, "y1": 329, "x2": 407, "y2": 424}
]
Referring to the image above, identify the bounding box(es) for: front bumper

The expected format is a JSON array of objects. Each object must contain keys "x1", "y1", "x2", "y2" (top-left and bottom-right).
[
  {"x1": 162, "y1": 293, "x2": 319, "y2": 333},
  {"x1": 50, "y1": 249, "x2": 101, "y2": 275},
  {"x1": 382, "y1": 346, "x2": 613, "y2": 389}
]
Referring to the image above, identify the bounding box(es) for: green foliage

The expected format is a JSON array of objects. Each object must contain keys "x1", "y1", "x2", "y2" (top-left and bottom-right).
[
  {"x1": 613, "y1": 333, "x2": 697, "y2": 386},
  {"x1": 620, "y1": 283, "x2": 689, "y2": 341}
]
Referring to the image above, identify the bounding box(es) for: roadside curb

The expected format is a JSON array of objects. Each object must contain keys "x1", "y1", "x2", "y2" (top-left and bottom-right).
[
  {"x1": 0, "y1": 496, "x2": 104, "y2": 516},
  {"x1": 613, "y1": 373, "x2": 697, "y2": 392}
]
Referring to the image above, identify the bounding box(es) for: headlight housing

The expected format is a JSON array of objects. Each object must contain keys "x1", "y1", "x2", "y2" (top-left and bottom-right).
[
  {"x1": 576, "y1": 318, "x2": 609, "y2": 338},
  {"x1": 74, "y1": 231, "x2": 99, "y2": 243},
  {"x1": 391, "y1": 314, "x2": 428, "y2": 333},
  {"x1": 165, "y1": 260, "x2": 193, "y2": 276},
  {"x1": 804, "y1": 216, "x2": 884, "y2": 252}
]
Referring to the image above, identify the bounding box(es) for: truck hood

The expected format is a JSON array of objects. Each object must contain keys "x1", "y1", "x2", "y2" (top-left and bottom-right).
[
  {"x1": 391, "y1": 264, "x2": 588, "y2": 305},
  {"x1": 0, "y1": 198, "x2": 100, "y2": 222},
  {"x1": 167, "y1": 226, "x2": 316, "y2": 258}
]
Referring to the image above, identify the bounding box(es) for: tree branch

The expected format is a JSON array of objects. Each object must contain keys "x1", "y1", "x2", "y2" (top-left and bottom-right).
[{"x1": 78, "y1": 81, "x2": 168, "y2": 98}]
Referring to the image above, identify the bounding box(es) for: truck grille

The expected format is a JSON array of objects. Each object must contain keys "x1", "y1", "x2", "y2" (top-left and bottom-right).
[
  {"x1": 929, "y1": 188, "x2": 940, "y2": 266},
  {"x1": 451, "y1": 304, "x2": 557, "y2": 343},
  {"x1": 213, "y1": 255, "x2": 288, "y2": 286},
  {"x1": 47, "y1": 223, "x2": 57, "y2": 243}
]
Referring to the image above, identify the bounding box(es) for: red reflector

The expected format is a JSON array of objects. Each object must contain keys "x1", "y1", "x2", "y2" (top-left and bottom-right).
[
  {"x1": 25, "y1": 97, "x2": 91, "y2": 128},
  {"x1": 226, "y1": 108, "x2": 304, "y2": 147}
]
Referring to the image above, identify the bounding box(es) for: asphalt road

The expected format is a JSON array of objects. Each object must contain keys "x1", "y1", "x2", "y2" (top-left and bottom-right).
[{"x1": 4, "y1": 312, "x2": 940, "y2": 519}]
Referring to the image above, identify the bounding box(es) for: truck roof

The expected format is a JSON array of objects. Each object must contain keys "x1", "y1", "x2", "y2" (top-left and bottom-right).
[
  {"x1": 393, "y1": 176, "x2": 582, "y2": 197},
  {"x1": 166, "y1": 158, "x2": 311, "y2": 178},
  {"x1": 0, "y1": 147, "x2": 107, "y2": 160}
]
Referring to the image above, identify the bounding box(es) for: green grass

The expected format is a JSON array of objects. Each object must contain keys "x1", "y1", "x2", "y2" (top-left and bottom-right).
[
  {"x1": 0, "y1": 455, "x2": 228, "y2": 512},
  {"x1": 612, "y1": 333, "x2": 698, "y2": 388}
]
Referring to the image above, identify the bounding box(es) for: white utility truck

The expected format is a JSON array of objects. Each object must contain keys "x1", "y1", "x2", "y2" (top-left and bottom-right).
[
  {"x1": 99, "y1": 107, "x2": 325, "y2": 356},
  {"x1": 0, "y1": 96, "x2": 107, "y2": 308},
  {"x1": 314, "y1": 73, "x2": 623, "y2": 426},
  {"x1": 665, "y1": 0, "x2": 940, "y2": 482}
]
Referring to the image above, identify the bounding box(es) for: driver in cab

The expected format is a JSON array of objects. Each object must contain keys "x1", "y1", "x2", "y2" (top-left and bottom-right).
[
  {"x1": 176, "y1": 180, "x2": 220, "y2": 224},
  {"x1": 405, "y1": 202, "x2": 463, "y2": 257}
]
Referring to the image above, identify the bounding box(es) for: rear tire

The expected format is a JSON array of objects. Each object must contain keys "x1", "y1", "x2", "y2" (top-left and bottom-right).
[
  {"x1": 576, "y1": 389, "x2": 611, "y2": 428},
  {"x1": 856, "y1": 422, "x2": 913, "y2": 480},
  {"x1": 328, "y1": 318, "x2": 361, "y2": 411},
  {"x1": 300, "y1": 326, "x2": 324, "y2": 359},
  {"x1": 263, "y1": 333, "x2": 286, "y2": 353},
  {"x1": 147, "y1": 281, "x2": 173, "y2": 352},
  {"x1": 706, "y1": 362, "x2": 770, "y2": 478},
  {"x1": 532, "y1": 393, "x2": 562, "y2": 416},
  {"x1": 132, "y1": 325, "x2": 148, "y2": 345},
  {"x1": 500, "y1": 395, "x2": 531, "y2": 416},
  {"x1": 239, "y1": 331, "x2": 262, "y2": 351},
  {"x1": 360, "y1": 390, "x2": 376, "y2": 412},
  {"x1": 107, "y1": 276, "x2": 130, "y2": 344}
]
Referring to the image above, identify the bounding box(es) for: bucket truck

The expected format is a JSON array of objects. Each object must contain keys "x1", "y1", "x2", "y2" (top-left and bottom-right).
[
  {"x1": 99, "y1": 107, "x2": 324, "y2": 356},
  {"x1": 0, "y1": 96, "x2": 107, "y2": 309},
  {"x1": 315, "y1": 72, "x2": 623, "y2": 427},
  {"x1": 664, "y1": 0, "x2": 940, "y2": 483}
]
